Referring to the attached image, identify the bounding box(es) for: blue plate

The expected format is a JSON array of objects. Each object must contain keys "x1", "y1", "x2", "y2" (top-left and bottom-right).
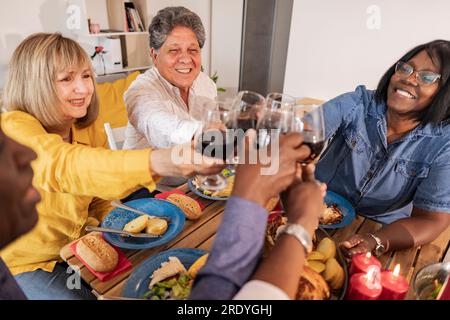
[
  {"x1": 122, "y1": 248, "x2": 207, "y2": 299},
  {"x1": 321, "y1": 191, "x2": 356, "y2": 229},
  {"x1": 101, "y1": 198, "x2": 185, "y2": 249}
]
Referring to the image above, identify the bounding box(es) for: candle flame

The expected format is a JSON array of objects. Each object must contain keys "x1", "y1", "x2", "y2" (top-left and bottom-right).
[
  {"x1": 393, "y1": 264, "x2": 401, "y2": 277},
  {"x1": 366, "y1": 252, "x2": 372, "y2": 258}
]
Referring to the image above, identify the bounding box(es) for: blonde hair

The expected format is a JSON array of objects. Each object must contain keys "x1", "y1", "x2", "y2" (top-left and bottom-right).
[{"x1": 3, "y1": 33, "x2": 99, "y2": 129}]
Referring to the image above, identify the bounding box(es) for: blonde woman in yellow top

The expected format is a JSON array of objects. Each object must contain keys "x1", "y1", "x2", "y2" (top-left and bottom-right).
[{"x1": 0, "y1": 33, "x2": 222, "y2": 300}]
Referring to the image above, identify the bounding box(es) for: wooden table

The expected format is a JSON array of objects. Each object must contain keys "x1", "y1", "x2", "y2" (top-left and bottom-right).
[{"x1": 61, "y1": 185, "x2": 450, "y2": 300}]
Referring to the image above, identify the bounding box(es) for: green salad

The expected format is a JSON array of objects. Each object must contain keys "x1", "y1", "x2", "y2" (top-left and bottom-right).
[
  {"x1": 221, "y1": 168, "x2": 233, "y2": 178},
  {"x1": 427, "y1": 280, "x2": 443, "y2": 300},
  {"x1": 143, "y1": 273, "x2": 193, "y2": 300}
]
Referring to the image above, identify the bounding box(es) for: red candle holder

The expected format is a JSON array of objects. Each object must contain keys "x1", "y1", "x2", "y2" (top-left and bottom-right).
[
  {"x1": 349, "y1": 252, "x2": 381, "y2": 275},
  {"x1": 379, "y1": 264, "x2": 409, "y2": 300},
  {"x1": 346, "y1": 265, "x2": 382, "y2": 300}
]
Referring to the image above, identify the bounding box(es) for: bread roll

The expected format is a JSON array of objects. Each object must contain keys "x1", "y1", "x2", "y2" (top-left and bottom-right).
[
  {"x1": 76, "y1": 234, "x2": 118, "y2": 272},
  {"x1": 146, "y1": 218, "x2": 168, "y2": 235},
  {"x1": 166, "y1": 194, "x2": 202, "y2": 220},
  {"x1": 123, "y1": 215, "x2": 149, "y2": 233}
]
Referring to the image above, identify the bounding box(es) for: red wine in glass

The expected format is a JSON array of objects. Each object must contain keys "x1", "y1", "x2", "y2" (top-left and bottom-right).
[
  {"x1": 301, "y1": 131, "x2": 325, "y2": 164},
  {"x1": 235, "y1": 117, "x2": 257, "y2": 131},
  {"x1": 197, "y1": 131, "x2": 236, "y2": 161}
]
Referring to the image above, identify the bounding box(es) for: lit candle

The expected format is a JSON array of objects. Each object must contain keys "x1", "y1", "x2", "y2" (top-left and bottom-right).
[
  {"x1": 346, "y1": 265, "x2": 382, "y2": 300},
  {"x1": 379, "y1": 264, "x2": 409, "y2": 300},
  {"x1": 349, "y1": 252, "x2": 382, "y2": 275}
]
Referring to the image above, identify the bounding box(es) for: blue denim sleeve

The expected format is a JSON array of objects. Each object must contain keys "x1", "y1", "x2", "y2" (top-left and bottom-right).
[
  {"x1": 189, "y1": 196, "x2": 268, "y2": 300},
  {"x1": 414, "y1": 146, "x2": 450, "y2": 213},
  {"x1": 322, "y1": 85, "x2": 369, "y2": 140}
]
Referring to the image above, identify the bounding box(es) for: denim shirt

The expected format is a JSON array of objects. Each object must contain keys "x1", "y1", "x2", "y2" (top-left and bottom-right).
[{"x1": 316, "y1": 85, "x2": 450, "y2": 223}]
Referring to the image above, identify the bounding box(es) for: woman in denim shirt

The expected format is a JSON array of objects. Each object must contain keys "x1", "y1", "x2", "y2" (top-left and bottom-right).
[{"x1": 316, "y1": 40, "x2": 450, "y2": 257}]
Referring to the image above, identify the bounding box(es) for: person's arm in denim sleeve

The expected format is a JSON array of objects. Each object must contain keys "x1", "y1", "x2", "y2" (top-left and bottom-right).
[
  {"x1": 189, "y1": 196, "x2": 268, "y2": 300},
  {"x1": 414, "y1": 145, "x2": 450, "y2": 214},
  {"x1": 342, "y1": 147, "x2": 450, "y2": 256},
  {"x1": 322, "y1": 85, "x2": 370, "y2": 140}
]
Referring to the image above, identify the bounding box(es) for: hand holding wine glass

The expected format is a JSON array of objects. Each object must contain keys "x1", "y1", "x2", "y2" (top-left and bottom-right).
[
  {"x1": 291, "y1": 104, "x2": 326, "y2": 164},
  {"x1": 194, "y1": 101, "x2": 237, "y2": 191}
]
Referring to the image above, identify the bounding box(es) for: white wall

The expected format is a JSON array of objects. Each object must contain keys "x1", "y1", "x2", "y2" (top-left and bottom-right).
[
  {"x1": 284, "y1": 0, "x2": 450, "y2": 101},
  {"x1": 0, "y1": 0, "x2": 223, "y2": 87},
  {"x1": 0, "y1": 0, "x2": 74, "y2": 88},
  {"x1": 211, "y1": 0, "x2": 243, "y2": 99}
]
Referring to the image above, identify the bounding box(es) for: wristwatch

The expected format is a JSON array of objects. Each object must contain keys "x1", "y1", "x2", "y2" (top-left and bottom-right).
[
  {"x1": 280, "y1": 223, "x2": 313, "y2": 253},
  {"x1": 367, "y1": 233, "x2": 386, "y2": 257}
]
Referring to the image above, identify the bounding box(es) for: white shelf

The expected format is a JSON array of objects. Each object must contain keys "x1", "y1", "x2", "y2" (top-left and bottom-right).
[
  {"x1": 97, "y1": 65, "x2": 152, "y2": 77},
  {"x1": 87, "y1": 31, "x2": 149, "y2": 37},
  {"x1": 122, "y1": 65, "x2": 151, "y2": 72},
  {"x1": 79, "y1": 0, "x2": 152, "y2": 77}
]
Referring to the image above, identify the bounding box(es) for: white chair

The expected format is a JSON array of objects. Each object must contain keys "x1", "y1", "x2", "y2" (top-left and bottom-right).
[
  {"x1": 104, "y1": 122, "x2": 127, "y2": 150},
  {"x1": 103, "y1": 122, "x2": 186, "y2": 191}
]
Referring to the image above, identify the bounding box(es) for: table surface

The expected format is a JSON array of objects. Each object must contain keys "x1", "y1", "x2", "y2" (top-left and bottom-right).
[{"x1": 60, "y1": 184, "x2": 450, "y2": 300}]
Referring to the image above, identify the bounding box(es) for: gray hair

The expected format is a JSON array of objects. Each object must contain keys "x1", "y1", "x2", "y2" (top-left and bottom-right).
[{"x1": 149, "y1": 6, "x2": 206, "y2": 50}]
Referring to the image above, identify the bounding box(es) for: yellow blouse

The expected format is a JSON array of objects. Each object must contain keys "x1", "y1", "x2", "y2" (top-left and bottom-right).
[{"x1": 0, "y1": 111, "x2": 157, "y2": 275}]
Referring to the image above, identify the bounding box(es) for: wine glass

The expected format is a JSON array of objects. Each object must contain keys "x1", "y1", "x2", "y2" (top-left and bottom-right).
[
  {"x1": 266, "y1": 92, "x2": 296, "y2": 111},
  {"x1": 232, "y1": 90, "x2": 266, "y2": 131},
  {"x1": 256, "y1": 108, "x2": 293, "y2": 148},
  {"x1": 292, "y1": 104, "x2": 326, "y2": 164},
  {"x1": 194, "y1": 101, "x2": 237, "y2": 192}
]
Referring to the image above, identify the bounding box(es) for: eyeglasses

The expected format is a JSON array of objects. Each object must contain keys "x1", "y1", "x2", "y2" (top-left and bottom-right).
[{"x1": 395, "y1": 61, "x2": 441, "y2": 86}]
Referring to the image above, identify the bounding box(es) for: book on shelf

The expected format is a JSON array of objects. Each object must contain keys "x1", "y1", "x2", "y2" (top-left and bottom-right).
[
  {"x1": 123, "y1": 8, "x2": 129, "y2": 32},
  {"x1": 131, "y1": 8, "x2": 145, "y2": 32},
  {"x1": 125, "y1": 8, "x2": 135, "y2": 32},
  {"x1": 124, "y1": 2, "x2": 144, "y2": 32}
]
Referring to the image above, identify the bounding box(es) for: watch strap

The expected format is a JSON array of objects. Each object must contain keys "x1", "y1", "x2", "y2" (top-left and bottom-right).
[
  {"x1": 280, "y1": 223, "x2": 313, "y2": 253},
  {"x1": 367, "y1": 233, "x2": 385, "y2": 257}
]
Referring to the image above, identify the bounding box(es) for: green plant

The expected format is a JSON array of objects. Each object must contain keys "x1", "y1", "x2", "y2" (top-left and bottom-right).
[
  {"x1": 210, "y1": 71, "x2": 226, "y2": 93},
  {"x1": 201, "y1": 66, "x2": 226, "y2": 92}
]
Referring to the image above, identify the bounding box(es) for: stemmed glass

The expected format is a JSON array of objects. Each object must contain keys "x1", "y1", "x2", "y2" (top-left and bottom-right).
[
  {"x1": 194, "y1": 101, "x2": 237, "y2": 192},
  {"x1": 227, "y1": 90, "x2": 266, "y2": 168},
  {"x1": 256, "y1": 107, "x2": 293, "y2": 148},
  {"x1": 291, "y1": 104, "x2": 326, "y2": 164},
  {"x1": 266, "y1": 92, "x2": 296, "y2": 111},
  {"x1": 232, "y1": 90, "x2": 266, "y2": 131}
]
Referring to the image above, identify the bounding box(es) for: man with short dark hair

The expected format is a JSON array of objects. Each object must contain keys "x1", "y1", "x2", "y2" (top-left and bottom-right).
[{"x1": 0, "y1": 124, "x2": 40, "y2": 299}]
